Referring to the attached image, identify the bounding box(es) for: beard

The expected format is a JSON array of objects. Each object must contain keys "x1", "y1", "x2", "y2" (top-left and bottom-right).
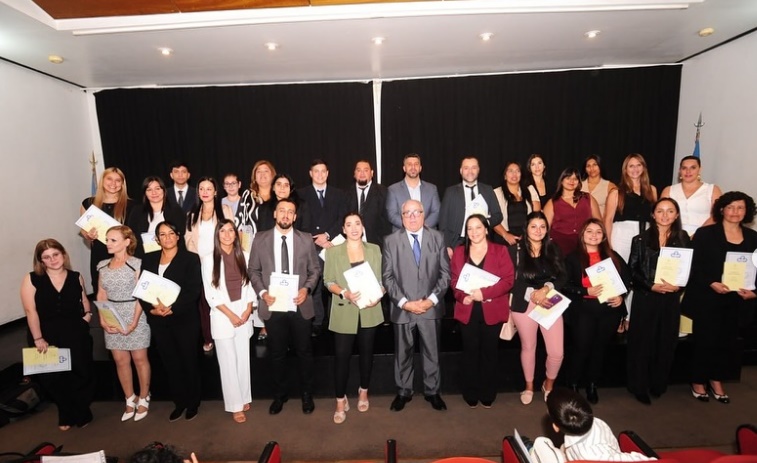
[
  {"x1": 277, "y1": 221, "x2": 293, "y2": 230},
  {"x1": 357, "y1": 179, "x2": 369, "y2": 187}
]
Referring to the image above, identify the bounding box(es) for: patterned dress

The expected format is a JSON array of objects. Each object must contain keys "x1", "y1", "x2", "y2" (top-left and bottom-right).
[{"x1": 98, "y1": 256, "x2": 150, "y2": 350}]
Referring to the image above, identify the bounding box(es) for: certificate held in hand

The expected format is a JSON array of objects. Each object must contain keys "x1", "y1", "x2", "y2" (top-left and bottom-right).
[
  {"x1": 722, "y1": 252, "x2": 757, "y2": 291},
  {"x1": 132, "y1": 270, "x2": 181, "y2": 306},
  {"x1": 75, "y1": 205, "x2": 120, "y2": 245},
  {"x1": 455, "y1": 263, "x2": 500, "y2": 295},
  {"x1": 654, "y1": 247, "x2": 693, "y2": 287},
  {"x1": 343, "y1": 262, "x2": 383, "y2": 309},
  {"x1": 585, "y1": 258, "x2": 628, "y2": 303},
  {"x1": 93, "y1": 301, "x2": 127, "y2": 330},
  {"x1": 269, "y1": 272, "x2": 299, "y2": 312}
]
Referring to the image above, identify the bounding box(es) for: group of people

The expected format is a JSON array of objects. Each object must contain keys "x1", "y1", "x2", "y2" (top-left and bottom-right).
[{"x1": 21, "y1": 152, "x2": 757, "y2": 433}]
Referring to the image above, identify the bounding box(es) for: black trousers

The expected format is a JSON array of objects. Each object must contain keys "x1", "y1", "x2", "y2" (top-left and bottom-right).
[
  {"x1": 333, "y1": 324, "x2": 377, "y2": 398},
  {"x1": 459, "y1": 309, "x2": 502, "y2": 404},
  {"x1": 690, "y1": 293, "x2": 741, "y2": 384},
  {"x1": 567, "y1": 298, "x2": 622, "y2": 385},
  {"x1": 626, "y1": 291, "x2": 680, "y2": 395},
  {"x1": 266, "y1": 311, "x2": 314, "y2": 399},
  {"x1": 151, "y1": 321, "x2": 202, "y2": 410}
]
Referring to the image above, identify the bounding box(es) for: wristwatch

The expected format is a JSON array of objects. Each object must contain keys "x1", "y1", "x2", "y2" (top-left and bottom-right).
[{"x1": 339, "y1": 289, "x2": 347, "y2": 300}]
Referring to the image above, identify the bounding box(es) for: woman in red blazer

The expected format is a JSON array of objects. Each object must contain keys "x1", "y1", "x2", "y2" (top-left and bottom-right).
[{"x1": 450, "y1": 214, "x2": 515, "y2": 408}]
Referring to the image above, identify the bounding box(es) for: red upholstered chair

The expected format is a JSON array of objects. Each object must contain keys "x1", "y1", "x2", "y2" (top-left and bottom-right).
[
  {"x1": 737, "y1": 425, "x2": 757, "y2": 456},
  {"x1": 618, "y1": 430, "x2": 726, "y2": 463},
  {"x1": 258, "y1": 441, "x2": 281, "y2": 463},
  {"x1": 710, "y1": 456, "x2": 757, "y2": 463},
  {"x1": 502, "y1": 436, "x2": 530, "y2": 463}
]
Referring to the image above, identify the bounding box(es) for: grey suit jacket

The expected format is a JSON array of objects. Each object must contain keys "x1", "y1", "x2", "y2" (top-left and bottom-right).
[
  {"x1": 248, "y1": 228, "x2": 321, "y2": 321},
  {"x1": 386, "y1": 179, "x2": 441, "y2": 231},
  {"x1": 439, "y1": 182, "x2": 503, "y2": 249},
  {"x1": 382, "y1": 227, "x2": 450, "y2": 324}
]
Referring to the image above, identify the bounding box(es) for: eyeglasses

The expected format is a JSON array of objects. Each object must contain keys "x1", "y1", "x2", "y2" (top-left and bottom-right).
[
  {"x1": 401, "y1": 210, "x2": 423, "y2": 218},
  {"x1": 223, "y1": 182, "x2": 239, "y2": 187}
]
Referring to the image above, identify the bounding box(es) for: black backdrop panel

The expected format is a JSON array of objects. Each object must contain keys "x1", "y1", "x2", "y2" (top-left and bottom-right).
[
  {"x1": 381, "y1": 65, "x2": 682, "y2": 194},
  {"x1": 96, "y1": 83, "x2": 376, "y2": 193}
]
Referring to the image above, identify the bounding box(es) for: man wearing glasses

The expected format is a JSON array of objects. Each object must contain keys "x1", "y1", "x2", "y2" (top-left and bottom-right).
[{"x1": 382, "y1": 200, "x2": 451, "y2": 412}]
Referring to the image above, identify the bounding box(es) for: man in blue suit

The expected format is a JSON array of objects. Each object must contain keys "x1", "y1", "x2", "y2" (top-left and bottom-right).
[{"x1": 386, "y1": 153, "x2": 441, "y2": 231}]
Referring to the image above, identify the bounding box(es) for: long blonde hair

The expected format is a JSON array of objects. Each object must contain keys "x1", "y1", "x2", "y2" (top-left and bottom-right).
[
  {"x1": 617, "y1": 153, "x2": 655, "y2": 213},
  {"x1": 93, "y1": 167, "x2": 130, "y2": 223}
]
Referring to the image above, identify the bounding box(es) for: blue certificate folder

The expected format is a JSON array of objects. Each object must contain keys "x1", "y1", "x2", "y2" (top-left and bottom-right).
[{"x1": 22, "y1": 347, "x2": 71, "y2": 375}]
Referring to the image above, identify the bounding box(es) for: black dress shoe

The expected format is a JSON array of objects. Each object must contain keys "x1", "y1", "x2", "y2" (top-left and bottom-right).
[
  {"x1": 464, "y1": 398, "x2": 478, "y2": 408},
  {"x1": 269, "y1": 397, "x2": 288, "y2": 415},
  {"x1": 707, "y1": 386, "x2": 730, "y2": 404},
  {"x1": 634, "y1": 393, "x2": 651, "y2": 405},
  {"x1": 390, "y1": 394, "x2": 412, "y2": 411},
  {"x1": 480, "y1": 400, "x2": 493, "y2": 409},
  {"x1": 586, "y1": 384, "x2": 599, "y2": 405},
  {"x1": 301, "y1": 393, "x2": 315, "y2": 414},
  {"x1": 690, "y1": 385, "x2": 709, "y2": 402},
  {"x1": 169, "y1": 407, "x2": 185, "y2": 422},
  {"x1": 311, "y1": 324, "x2": 323, "y2": 337},
  {"x1": 185, "y1": 408, "x2": 198, "y2": 421},
  {"x1": 425, "y1": 394, "x2": 447, "y2": 411}
]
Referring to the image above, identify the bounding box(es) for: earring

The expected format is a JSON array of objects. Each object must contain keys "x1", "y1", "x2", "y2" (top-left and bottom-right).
[{"x1": 697, "y1": 175, "x2": 702, "y2": 181}]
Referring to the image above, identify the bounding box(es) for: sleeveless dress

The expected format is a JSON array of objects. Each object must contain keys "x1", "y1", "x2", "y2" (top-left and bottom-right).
[
  {"x1": 668, "y1": 182, "x2": 714, "y2": 236},
  {"x1": 550, "y1": 194, "x2": 593, "y2": 256},
  {"x1": 581, "y1": 178, "x2": 610, "y2": 218},
  {"x1": 611, "y1": 192, "x2": 651, "y2": 262},
  {"x1": 98, "y1": 256, "x2": 150, "y2": 350}
]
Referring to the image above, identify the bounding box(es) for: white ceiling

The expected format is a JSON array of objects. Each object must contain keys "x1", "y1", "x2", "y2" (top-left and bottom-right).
[{"x1": 0, "y1": 0, "x2": 756, "y2": 89}]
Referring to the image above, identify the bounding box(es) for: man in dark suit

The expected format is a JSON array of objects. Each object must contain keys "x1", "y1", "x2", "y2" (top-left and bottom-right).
[
  {"x1": 382, "y1": 199, "x2": 451, "y2": 412},
  {"x1": 296, "y1": 159, "x2": 348, "y2": 334},
  {"x1": 386, "y1": 153, "x2": 441, "y2": 231},
  {"x1": 248, "y1": 198, "x2": 321, "y2": 415},
  {"x1": 165, "y1": 160, "x2": 197, "y2": 214},
  {"x1": 347, "y1": 160, "x2": 391, "y2": 249},
  {"x1": 439, "y1": 156, "x2": 504, "y2": 257}
]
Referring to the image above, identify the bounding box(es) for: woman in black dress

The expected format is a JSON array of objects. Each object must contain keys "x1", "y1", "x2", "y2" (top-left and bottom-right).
[
  {"x1": 20, "y1": 239, "x2": 94, "y2": 430},
  {"x1": 682, "y1": 191, "x2": 757, "y2": 404}
]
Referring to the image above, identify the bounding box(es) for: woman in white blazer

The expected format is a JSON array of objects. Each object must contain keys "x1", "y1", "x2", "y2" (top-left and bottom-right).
[{"x1": 202, "y1": 219, "x2": 256, "y2": 423}]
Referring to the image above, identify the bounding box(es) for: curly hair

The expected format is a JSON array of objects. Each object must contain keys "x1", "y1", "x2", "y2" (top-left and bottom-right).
[{"x1": 712, "y1": 191, "x2": 756, "y2": 225}]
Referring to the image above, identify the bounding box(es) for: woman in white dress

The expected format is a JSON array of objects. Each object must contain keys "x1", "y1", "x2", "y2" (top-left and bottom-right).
[
  {"x1": 580, "y1": 155, "x2": 616, "y2": 218},
  {"x1": 660, "y1": 155, "x2": 722, "y2": 237},
  {"x1": 202, "y1": 219, "x2": 255, "y2": 423}
]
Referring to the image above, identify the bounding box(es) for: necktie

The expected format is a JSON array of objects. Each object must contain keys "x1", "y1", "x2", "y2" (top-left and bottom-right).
[
  {"x1": 178, "y1": 190, "x2": 185, "y2": 208},
  {"x1": 359, "y1": 187, "x2": 367, "y2": 213},
  {"x1": 281, "y1": 236, "x2": 289, "y2": 274},
  {"x1": 466, "y1": 184, "x2": 476, "y2": 201},
  {"x1": 411, "y1": 234, "x2": 421, "y2": 266},
  {"x1": 317, "y1": 189, "x2": 325, "y2": 208}
]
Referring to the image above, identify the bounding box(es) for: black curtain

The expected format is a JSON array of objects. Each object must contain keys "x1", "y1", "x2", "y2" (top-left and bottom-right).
[
  {"x1": 96, "y1": 83, "x2": 376, "y2": 194},
  {"x1": 380, "y1": 65, "x2": 682, "y2": 194}
]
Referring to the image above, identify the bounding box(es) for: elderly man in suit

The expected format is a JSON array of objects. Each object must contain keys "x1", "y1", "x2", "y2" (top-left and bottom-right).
[
  {"x1": 439, "y1": 156, "x2": 505, "y2": 258},
  {"x1": 386, "y1": 153, "x2": 441, "y2": 231},
  {"x1": 347, "y1": 160, "x2": 391, "y2": 249},
  {"x1": 383, "y1": 199, "x2": 451, "y2": 411},
  {"x1": 248, "y1": 198, "x2": 321, "y2": 415}
]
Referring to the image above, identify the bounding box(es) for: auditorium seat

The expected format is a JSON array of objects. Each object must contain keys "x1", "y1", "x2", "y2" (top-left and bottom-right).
[
  {"x1": 737, "y1": 424, "x2": 757, "y2": 455},
  {"x1": 258, "y1": 441, "x2": 280, "y2": 463},
  {"x1": 619, "y1": 430, "x2": 726, "y2": 463}
]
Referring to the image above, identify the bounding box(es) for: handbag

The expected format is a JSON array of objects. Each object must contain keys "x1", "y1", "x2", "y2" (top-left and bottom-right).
[{"x1": 500, "y1": 244, "x2": 519, "y2": 341}]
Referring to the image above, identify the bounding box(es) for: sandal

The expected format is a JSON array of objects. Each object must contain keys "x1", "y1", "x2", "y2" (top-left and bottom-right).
[
  {"x1": 233, "y1": 411, "x2": 246, "y2": 423},
  {"x1": 357, "y1": 387, "x2": 369, "y2": 412},
  {"x1": 333, "y1": 397, "x2": 349, "y2": 424},
  {"x1": 121, "y1": 394, "x2": 137, "y2": 421},
  {"x1": 520, "y1": 390, "x2": 534, "y2": 405},
  {"x1": 243, "y1": 403, "x2": 251, "y2": 412},
  {"x1": 134, "y1": 394, "x2": 150, "y2": 421},
  {"x1": 59, "y1": 425, "x2": 71, "y2": 431}
]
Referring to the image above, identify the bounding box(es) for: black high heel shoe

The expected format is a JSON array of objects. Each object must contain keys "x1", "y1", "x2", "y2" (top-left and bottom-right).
[
  {"x1": 707, "y1": 386, "x2": 730, "y2": 404},
  {"x1": 690, "y1": 385, "x2": 709, "y2": 402}
]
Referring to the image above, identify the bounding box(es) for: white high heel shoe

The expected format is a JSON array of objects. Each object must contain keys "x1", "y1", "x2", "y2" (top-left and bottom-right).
[
  {"x1": 134, "y1": 394, "x2": 150, "y2": 422},
  {"x1": 121, "y1": 394, "x2": 137, "y2": 422},
  {"x1": 333, "y1": 397, "x2": 349, "y2": 424}
]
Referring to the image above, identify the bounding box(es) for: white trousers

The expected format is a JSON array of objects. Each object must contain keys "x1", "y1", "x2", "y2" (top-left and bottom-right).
[{"x1": 214, "y1": 325, "x2": 252, "y2": 412}]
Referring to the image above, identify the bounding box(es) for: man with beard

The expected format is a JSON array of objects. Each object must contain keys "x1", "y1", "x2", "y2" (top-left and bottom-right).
[
  {"x1": 248, "y1": 198, "x2": 321, "y2": 415},
  {"x1": 347, "y1": 160, "x2": 391, "y2": 249},
  {"x1": 386, "y1": 153, "x2": 441, "y2": 231}
]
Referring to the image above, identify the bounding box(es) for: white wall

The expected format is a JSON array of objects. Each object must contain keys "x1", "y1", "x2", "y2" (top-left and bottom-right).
[
  {"x1": 0, "y1": 61, "x2": 97, "y2": 325},
  {"x1": 674, "y1": 31, "x2": 757, "y2": 199}
]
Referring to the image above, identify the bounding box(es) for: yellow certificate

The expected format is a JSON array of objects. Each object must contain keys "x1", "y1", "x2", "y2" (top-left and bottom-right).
[
  {"x1": 585, "y1": 258, "x2": 628, "y2": 303},
  {"x1": 722, "y1": 252, "x2": 757, "y2": 291},
  {"x1": 655, "y1": 247, "x2": 693, "y2": 286}
]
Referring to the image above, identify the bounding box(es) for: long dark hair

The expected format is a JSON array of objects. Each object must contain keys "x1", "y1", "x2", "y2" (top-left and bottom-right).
[
  {"x1": 519, "y1": 211, "x2": 564, "y2": 280},
  {"x1": 647, "y1": 198, "x2": 686, "y2": 251},
  {"x1": 187, "y1": 176, "x2": 223, "y2": 232},
  {"x1": 141, "y1": 176, "x2": 168, "y2": 222},
  {"x1": 500, "y1": 161, "x2": 534, "y2": 209},
  {"x1": 552, "y1": 167, "x2": 586, "y2": 204},
  {"x1": 463, "y1": 214, "x2": 490, "y2": 260},
  {"x1": 576, "y1": 218, "x2": 621, "y2": 271},
  {"x1": 211, "y1": 219, "x2": 250, "y2": 289}
]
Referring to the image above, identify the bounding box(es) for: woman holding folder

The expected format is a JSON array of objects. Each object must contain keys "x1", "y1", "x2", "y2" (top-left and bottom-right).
[
  {"x1": 563, "y1": 218, "x2": 629, "y2": 404},
  {"x1": 141, "y1": 220, "x2": 203, "y2": 422},
  {"x1": 450, "y1": 214, "x2": 514, "y2": 408},
  {"x1": 20, "y1": 239, "x2": 94, "y2": 430},
  {"x1": 682, "y1": 191, "x2": 757, "y2": 404},
  {"x1": 627, "y1": 198, "x2": 690, "y2": 404},
  {"x1": 127, "y1": 176, "x2": 187, "y2": 258},
  {"x1": 324, "y1": 212, "x2": 384, "y2": 424},
  {"x1": 202, "y1": 219, "x2": 256, "y2": 423}
]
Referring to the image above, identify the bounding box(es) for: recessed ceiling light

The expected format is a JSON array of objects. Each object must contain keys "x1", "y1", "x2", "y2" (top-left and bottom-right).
[
  {"x1": 372, "y1": 37, "x2": 385, "y2": 45},
  {"x1": 698, "y1": 27, "x2": 715, "y2": 37},
  {"x1": 48, "y1": 55, "x2": 64, "y2": 64},
  {"x1": 264, "y1": 42, "x2": 279, "y2": 51},
  {"x1": 479, "y1": 32, "x2": 494, "y2": 41},
  {"x1": 584, "y1": 30, "x2": 601, "y2": 39},
  {"x1": 158, "y1": 47, "x2": 173, "y2": 56}
]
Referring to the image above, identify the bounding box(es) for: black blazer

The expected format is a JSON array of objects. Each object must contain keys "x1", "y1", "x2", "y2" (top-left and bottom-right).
[
  {"x1": 628, "y1": 229, "x2": 690, "y2": 293},
  {"x1": 296, "y1": 185, "x2": 348, "y2": 243},
  {"x1": 140, "y1": 248, "x2": 202, "y2": 328},
  {"x1": 126, "y1": 203, "x2": 187, "y2": 258},
  {"x1": 439, "y1": 182, "x2": 504, "y2": 249},
  {"x1": 346, "y1": 183, "x2": 392, "y2": 248},
  {"x1": 507, "y1": 242, "x2": 567, "y2": 313},
  {"x1": 166, "y1": 184, "x2": 197, "y2": 214}
]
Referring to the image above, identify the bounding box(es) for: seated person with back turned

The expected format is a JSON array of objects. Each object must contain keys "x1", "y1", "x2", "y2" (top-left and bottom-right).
[{"x1": 531, "y1": 388, "x2": 654, "y2": 462}]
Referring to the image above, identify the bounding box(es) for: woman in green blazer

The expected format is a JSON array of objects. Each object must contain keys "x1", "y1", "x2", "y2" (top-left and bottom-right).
[{"x1": 324, "y1": 212, "x2": 385, "y2": 424}]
